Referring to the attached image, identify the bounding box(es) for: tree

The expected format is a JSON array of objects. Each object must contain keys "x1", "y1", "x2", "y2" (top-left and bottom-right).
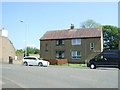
[
  {"x1": 103, "y1": 25, "x2": 120, "y2": 50},
  {"x1": 16, "y1": 49, "x2": 24, "y2": 54},
  {"x1": 80, "y1": 19, "x2": 101, "y2": 28},
  {"x1": 16, "y1": 47, "x2": 40, "y2": 56},
  {"x1": 26, "y1": 47, "x2": 40, "y2": 55}
]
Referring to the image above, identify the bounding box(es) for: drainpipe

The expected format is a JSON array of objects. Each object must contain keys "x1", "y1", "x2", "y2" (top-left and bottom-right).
[{"x1": 85, "y1": 40, "x2": 87, "y2": 64}]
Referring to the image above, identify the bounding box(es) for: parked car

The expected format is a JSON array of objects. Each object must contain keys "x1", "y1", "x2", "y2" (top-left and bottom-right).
[
  {"x1": 22, "y1": 56, "x2": 49, "y2": 67},
  {"x1": 87, "y1": 50, "x2": 120, "y2": 69}
]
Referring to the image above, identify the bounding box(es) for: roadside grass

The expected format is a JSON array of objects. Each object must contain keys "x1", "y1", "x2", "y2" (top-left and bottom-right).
[{"x1": 58, "y1": 63, "x2": 87, "y2": 67}]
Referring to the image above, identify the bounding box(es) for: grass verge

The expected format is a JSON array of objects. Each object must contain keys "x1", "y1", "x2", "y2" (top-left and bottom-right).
[{"x1": 58, "y1": 63, "x2": 87, "y2": 67}]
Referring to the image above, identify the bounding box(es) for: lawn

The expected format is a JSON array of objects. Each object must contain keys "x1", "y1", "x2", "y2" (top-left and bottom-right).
[{"x1": 58, "y1": 63, "x2": 87, "y2": 67}]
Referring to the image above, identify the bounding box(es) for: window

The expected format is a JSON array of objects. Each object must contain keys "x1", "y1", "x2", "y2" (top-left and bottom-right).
[
  {"x1": 72, "y1": 39, "x2": 81, "y2": 45},
  {"x1": 56, "y1": 40, "x2": 64, "y2": 46},
  {"x1": 56, "y1": 51, "x2": 64, "y2": 59},
  {"x1": 90, "y1": 43, "x2": 94, "y2": 50},
  {"x1": 72, "y1": 51, "x2": 81, "y2": 59},
  {"x1": 24, "y1": 57, "x2": 36, "y2": 60},
  {"x1": 95, "y1": 55, "x2": 104, "y2": 60},
  {"x1": 45, "y1": 44, "x2": 48, "y2": 51}
]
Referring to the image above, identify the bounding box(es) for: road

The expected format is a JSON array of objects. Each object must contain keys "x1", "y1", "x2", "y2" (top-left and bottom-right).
[{"x1": 1, "y1": 63, "x2": 119, "y2": 88}]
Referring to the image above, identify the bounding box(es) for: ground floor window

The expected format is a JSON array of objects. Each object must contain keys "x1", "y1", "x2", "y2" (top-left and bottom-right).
[
  {"x1": 72, "y1": 51, "x2": 81, "y2": 59},
  {"x1": 56, "y1": 51, "x2": 65, "y2": 59}
]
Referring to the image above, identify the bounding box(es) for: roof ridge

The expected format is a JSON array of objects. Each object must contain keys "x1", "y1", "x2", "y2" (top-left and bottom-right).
[{"x1": 45, "y1": 27, "x2": 102, "y2": 32}]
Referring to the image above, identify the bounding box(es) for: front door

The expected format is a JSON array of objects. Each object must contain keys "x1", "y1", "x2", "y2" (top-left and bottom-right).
[{"x1": 56, "y1": 51, "x2": 65, "y2": 59}]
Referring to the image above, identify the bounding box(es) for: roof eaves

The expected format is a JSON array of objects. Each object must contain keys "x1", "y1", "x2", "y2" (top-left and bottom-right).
[{"x1": 40, "y1": 36, "x2": 101, "y2": 41}]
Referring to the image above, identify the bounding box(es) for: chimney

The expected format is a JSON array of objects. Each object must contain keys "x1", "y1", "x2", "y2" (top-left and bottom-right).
[
  {"x1": 70, "y1": 24, "x2": 74, "y2": 29},
  {"x1": 1, "y1": 28, "x2": 8, "y2": 37}
]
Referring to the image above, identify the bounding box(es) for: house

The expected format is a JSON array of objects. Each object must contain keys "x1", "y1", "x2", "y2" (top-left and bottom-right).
[
  {"x1": 40, "y1": 25, "x2": 103, "y2": 64},
  {"x1": 0, "y1": 29, "x2": 16, "y2": 64},
  {"x1": 119, "y1": 41, "x2": 120, "y2": 50}
]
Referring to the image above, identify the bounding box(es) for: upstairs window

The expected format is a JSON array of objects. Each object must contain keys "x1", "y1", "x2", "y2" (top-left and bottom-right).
[
  {"x1": 45, "y1": 44, "x2": 48, "y2": 51},
  {"x1": 90, "y1": 43, "x2": 94, "y2": 50},
  {"x1": 56, "y1": 40, "x2": 64, "y2": 46},
  {"x1": 72, "y1": 39, "x2": 81, "y2": 45},
  {"x1": 72, "y1": 51, "x2": 81, "y2": 59}
]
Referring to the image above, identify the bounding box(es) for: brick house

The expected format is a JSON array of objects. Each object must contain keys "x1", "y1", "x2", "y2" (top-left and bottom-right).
[
  {"x1": 40, "y1": 25, "x2": 103, "y2": 64},
  {"x1": 119, "y1": 41, "x2": 120, "y2": 50},
  {"x1": 0, "y1": 29, "x2": 16, "y2": 63}
]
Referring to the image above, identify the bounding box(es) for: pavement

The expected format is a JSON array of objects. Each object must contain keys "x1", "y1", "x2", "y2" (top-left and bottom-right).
[{"x1": 1, "y1": 63, "x2": 119, "y2": 88}]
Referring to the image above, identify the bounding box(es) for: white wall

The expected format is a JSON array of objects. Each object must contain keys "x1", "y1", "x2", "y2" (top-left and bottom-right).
[{"x1": 1, "y1": 30, "x2": 8, "y2": 37}]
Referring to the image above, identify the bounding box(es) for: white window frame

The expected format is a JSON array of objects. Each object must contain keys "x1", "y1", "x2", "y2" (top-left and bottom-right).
[
  {"x1": 62, "y1": 40, "x2": 64, "y2": 45},
  {"x1": 90, "y1": 43, "x2": 94, "y2": 50},
  {"x1": 71, "y1": 51, "x2": 81, "y2": 59},
  {"x1": 72, "y1": 39, "x2": 81, "y2": 45},
  {"x1": 56, "y1": 40, "x2": 59, "y2": 45},
  {"x1": 61, "y1": 52, "x2": 64, "y2": 58},
  {"x1": 56, "y1": 52, "x2": 59, "y2": 58}
]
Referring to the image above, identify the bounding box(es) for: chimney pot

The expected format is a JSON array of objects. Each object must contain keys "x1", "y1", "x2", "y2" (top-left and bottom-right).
[{"x1": 70, "y1": 24, "x2": 74, "y2": 29}]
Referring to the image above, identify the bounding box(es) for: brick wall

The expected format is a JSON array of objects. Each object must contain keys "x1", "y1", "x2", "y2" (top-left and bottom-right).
[
  {"x1": 45, "y1": 59, "x2": 68, "y2": 65},
  {"x1": 40, "y1": 37, "x2": 102, "y2": 64}
]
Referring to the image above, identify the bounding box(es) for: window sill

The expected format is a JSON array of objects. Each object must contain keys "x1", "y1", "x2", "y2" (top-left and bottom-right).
[
  {"x1": 72, "y1": 44, "x2": 81, "y2": 46},
  {"x1": 72, "y1": 58, "x2": 81, "y2": 59}
]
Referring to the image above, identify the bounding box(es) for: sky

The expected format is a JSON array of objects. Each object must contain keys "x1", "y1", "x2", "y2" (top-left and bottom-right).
[{"x1": 2, "y1": 2, "x2": 118, "y2": 50}]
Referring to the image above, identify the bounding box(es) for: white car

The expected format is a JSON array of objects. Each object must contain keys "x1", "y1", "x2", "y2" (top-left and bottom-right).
[{"x1": 22, "y1": 56, "x2": 49, "y2": 67}]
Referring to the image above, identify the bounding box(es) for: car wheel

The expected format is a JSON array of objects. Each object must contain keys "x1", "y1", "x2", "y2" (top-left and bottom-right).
[
  {"x1": 23, "y1": 62, "x2": 28, "y2": 66},
  {"x1": 90, "y1": 64, "x2": 96, "y2": 69},
  {"x1": 38, "y1": 62, "x2": 43, "y2": 67}
]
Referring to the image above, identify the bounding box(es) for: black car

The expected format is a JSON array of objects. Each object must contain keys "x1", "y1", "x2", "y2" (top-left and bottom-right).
[{"x1": 87, "y1": 50, "x2": 120, "y2": 69}]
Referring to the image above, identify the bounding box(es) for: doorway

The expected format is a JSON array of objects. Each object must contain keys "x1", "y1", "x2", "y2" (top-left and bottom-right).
[{"x1": 9, "y1": 56, "x2": 13, "y2": 64}]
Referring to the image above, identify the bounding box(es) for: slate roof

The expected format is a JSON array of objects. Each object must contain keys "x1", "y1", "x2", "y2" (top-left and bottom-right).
[{"x1": 40, "y1": 27, "x2": 102, "y2": 40}]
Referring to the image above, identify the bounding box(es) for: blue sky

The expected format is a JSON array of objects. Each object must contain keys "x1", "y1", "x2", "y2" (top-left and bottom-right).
[{"x1": 2, "y1": 2, "x2": 118, "y2": 50}]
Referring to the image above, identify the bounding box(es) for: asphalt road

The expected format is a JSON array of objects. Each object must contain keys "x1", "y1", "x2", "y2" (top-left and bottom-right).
[{"x1": 1, "y1": 63, "x2": 119, "y2": 88}]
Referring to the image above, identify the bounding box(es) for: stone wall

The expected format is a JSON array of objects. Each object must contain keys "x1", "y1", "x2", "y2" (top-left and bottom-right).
[
  {"x1": 29, "y1": 54, "x2": 40, "y2": 58},
  {"x1": 16, "y1": 53, "x2": 24, "y2": 60},
  {"x1": 0, "y1": 36, "x2": 16, "y2": 63}
]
